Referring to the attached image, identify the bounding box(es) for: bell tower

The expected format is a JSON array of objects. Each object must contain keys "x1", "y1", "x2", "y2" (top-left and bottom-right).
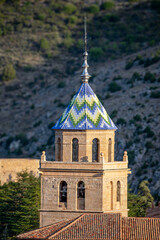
[{"x1": 39, "y1": 20, "x2": 130, "y2": 227}]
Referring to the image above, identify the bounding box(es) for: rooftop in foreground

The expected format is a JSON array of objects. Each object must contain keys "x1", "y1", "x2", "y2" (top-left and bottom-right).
[{"x1": 17, "y1": 213, "x2": 160, "y2": 240}]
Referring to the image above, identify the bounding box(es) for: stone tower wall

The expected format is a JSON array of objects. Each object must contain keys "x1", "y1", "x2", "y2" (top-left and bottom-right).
[
  {"x1": 40, "y1": 130, "x2": 130, "y2": 227},
  {"x1": 55, "y1": 130, "x2": 115, "y2": 163}
]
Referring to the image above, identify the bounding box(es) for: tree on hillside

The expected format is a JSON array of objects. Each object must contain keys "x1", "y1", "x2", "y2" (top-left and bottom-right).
[
  {"x1": 128, "y1": 180, "x2": 154, "y2": 217},
  {"x1": 0, "y1": 172, "x2": 40, "y2": 239}
]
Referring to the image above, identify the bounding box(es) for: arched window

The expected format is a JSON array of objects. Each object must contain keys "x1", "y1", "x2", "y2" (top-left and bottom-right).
[
  {"x1": 110, "y1": 181, "x2": 113, "y2": 210},
  {"x1": 59, "y1": 181, "x2": 67, "y2": 203},
  {"x1": 77, "y1": 181, "x2": 85, "y2": 210},
  {"x1": 92, "y1": 138, "x2": 99, "y2": 162},
  {"x1": 108, "y1": 138, "x2": 112, "y2": 162},
  {"x1": 72, "y1": 138, "x2": 79, "y2": 162},
  {"x1": 117, "y1": 181, "x2": 121, "y2": 202},
  {"x1": 57, "y1": 138, "x2": 61, "y2": 161}
]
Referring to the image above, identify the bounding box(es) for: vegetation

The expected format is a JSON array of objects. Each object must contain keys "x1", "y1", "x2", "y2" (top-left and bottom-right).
[
  {"x1": 101, "y1": 1, "x2": 115, "y2": 10},
  {"x1": 63, "y1": 3, "x2": 77, "y2": 14},
  {"x1": 144, "y1": 126, "x2": 154, "y2": 138},
  {"x1": 108, "y1": 82, "x2": 121, "y2": 92},
  {"x1": 128, "y1": 180, "x2": 154, "y2": 217},
  {"x1": 58, "y1": 81, "x2": 66, "y2": 88},
  {"x1": 125, "y1": 60, "x2": 134, "y2": 70},
  {"x1": 88, "y1": 4, "x2": 100, "y2": 14},
  {"x1": 110, "y1": 110, "x2": 117, "y2": 119},
  {"x1": 133, "y1": 114, "x2": 141, "y2": 122},
  {"x1": 0, "y1": 173, "x2": 153, "y2": 239},
  {"x1": 0, "y1": 0, "x2": 159, "y2": 63},
  {"x1": 144, "y1": 72, "x2": 156, "y2": 83},
  {"x1": 117, "y1": 118, "x2": 126, "y2": 125},
  {"x1": 127, "y1": 150, "x2": 135, "y2": 164},
  {"x1": 40, "y1": 38, "x2": 50, "y2": 52},
  {"x1": 0, "y1": 172, "x2": 40, "y2": 239},
  {"x1": 2, "y1": 64, "x2": 16, "y2": 82},
  {"x1": 150, "y1": 91, "x2": 160, "y2": 98},
  {"x1": 90, "y1": 47, "x2": 103, "y2": 61}
]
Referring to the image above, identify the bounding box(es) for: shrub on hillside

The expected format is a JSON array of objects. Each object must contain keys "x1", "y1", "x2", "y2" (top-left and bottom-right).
[
  {"x1": 63, "y1": 37, "x2": 74, "y2": 48},
  {"x1": 145, "y1": 141, "x2": 154, "y2": 149},
  {"x1": 68, "y1": 16, "x2": 78, "y2": 24},
  {"x1": 36, "y1": 14, "x2": 46, "y2": 21},
  {"x1": 144, "y1": 126, "x2": 154, "y2": 138},
  {"x1": 101, "y1": 1, "x2": 115, "y2": 10},
  {"x1": 150, "y1": 91, "x2": 160, "y2": 98},
  {"x1": 110, "y1": 110, "x2": 117, "y2": 119},
  {"x1": 40, "y1": 38, "x2": 50, "y2": 51},
  {"x1": 90, "y1": 47, "x2": 103, "y2": 61},
  {"x1": 108, "y1": 82, "x2": 121, "y2": 92},
  {"x1": 128, "y1": 150, "x2": 135, "y2": 164},
  {"x1": 144, "y1": 72, "x2": 156, "y2": 82},
  {"x1": 125, "y1": 60, "x2": 134, "y2": 70},
  {"x1": 144, "y1": 57, "x2": 160, "y2": 67},
  {"x1": 58, "y1": 81, "x2": 66, "y2": 88},
  {"x1": 106, "y1": 14, "x2": 119, "y2": 22},
  {"x1": 0, "y1": 0, "x2": 6, "y2": 4},
  {"x1": 63, "y1": 3, "x2": 77, "y2": 14},
  {"x1": 2, "y1": 63, "x2": 16, "y2": 81},
  {"x1": 76, "y1": 39, "x2": 83, "y2": 51},
  {"x1": 117, "y1": 118, "x2": 126, "y2": 125},
  {"x1": 131, "y1": 72, "x2": 141, "y2": 81},
  {"x1": 133, "y1": 114, "x2": 141, "y2": 121},
  {"x1": 88, "y1": 4, "x2": 100, "y2": 14},
  {"x1": 48, "y1": 122, "x2": 55, "y2": 129}
]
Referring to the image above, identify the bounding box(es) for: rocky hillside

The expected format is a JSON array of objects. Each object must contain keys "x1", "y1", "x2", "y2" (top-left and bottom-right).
[{"x1": 0, "y1": 0, "x2": 160, "y2": 200}]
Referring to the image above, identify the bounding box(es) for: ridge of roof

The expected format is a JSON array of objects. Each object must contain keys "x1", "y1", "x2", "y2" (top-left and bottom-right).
[
  {"x1": 51, "y1": 213, "x2": 121, "y2": 240},
  {"x1": 17, "y1": 218, "x2": 74, "y2": 240},
  {"x1": 17, "y1": 213, "x2": 160, "y2": 240},
  {"x1": 48, "y1": 214, "x2": 85, "y2": 239}
]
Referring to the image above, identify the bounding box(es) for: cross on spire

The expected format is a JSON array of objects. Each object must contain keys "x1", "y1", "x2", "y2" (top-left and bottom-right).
[{"x1": 81, "y1": 16, "x2": 91, "y2": 83}]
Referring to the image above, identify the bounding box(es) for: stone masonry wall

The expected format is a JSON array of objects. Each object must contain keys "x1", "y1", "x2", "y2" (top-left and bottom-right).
[{"x1": 0, "y1": 158, "x2": 39, "y2": 185}]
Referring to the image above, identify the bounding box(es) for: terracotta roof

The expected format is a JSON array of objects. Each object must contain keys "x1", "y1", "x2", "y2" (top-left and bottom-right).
[
  {"x1": 17, "y1": 218, "x2": 74, "y2": 240},
  {"x1": 17, "y1": 213, "x2": 160, "y2": 240},
  {"x1": 122, "y1": 217, "x2": 160, "y2": 240},
  {"x1": 51, "y1": 213, "x2": 121, "y2": 240}
]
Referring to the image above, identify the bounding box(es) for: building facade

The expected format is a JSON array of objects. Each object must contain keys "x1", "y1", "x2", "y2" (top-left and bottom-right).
[
  {"x1": 39, "y1": 49, "x2": 131, "y2": 227},
  {"x1": 0, "y1": 158, "x2": 39, "y2": 185}
]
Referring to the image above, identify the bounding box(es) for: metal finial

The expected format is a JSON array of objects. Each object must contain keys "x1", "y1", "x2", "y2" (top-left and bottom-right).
[
  {"x1": 84, "y1": 16, "x2": 87, "y2": 52},
  {"x1": 81, "y1": 16, "x2": 91, "y2": 83}
]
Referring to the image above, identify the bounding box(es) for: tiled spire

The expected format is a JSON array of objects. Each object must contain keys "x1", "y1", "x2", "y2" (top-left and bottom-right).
[
  {"x1": 52, "y1": 17, "x2": 117, "y2": 131},
  {"x1": 81, "y1": 16, "x2": 91, "y2": 83}
]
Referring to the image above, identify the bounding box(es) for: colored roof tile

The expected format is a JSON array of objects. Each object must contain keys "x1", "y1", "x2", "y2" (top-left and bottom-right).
[{"x1": 53, "y1": 83, "x2": 117, "y2": 130}]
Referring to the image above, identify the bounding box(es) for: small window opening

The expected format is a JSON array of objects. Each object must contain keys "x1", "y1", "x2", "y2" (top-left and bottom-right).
[
  {"x1": 77, "y1": 181, "x2": 85, "y2": 210},
  {"x1": 92, "y1": 138, "x2": 99, "y2": 162}
]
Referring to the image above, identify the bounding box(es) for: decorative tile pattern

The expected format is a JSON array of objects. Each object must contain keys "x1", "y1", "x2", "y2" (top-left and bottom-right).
[{"x1": 53, "y1": 83, "x2": 117, "y2": 130}]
